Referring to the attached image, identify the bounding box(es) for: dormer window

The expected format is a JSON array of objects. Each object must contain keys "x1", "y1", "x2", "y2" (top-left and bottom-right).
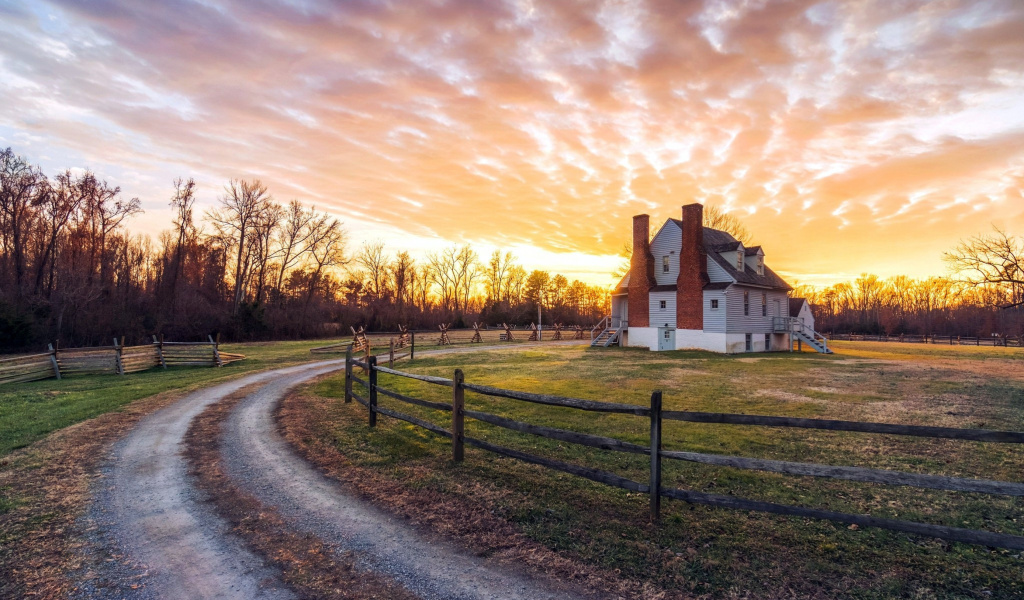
[
  {"x1": 757, "y1": 256, "x2": 764, "y2": 275},
  {"x1": 736, "y1": 251, "x2": 743, "y2": 270}
]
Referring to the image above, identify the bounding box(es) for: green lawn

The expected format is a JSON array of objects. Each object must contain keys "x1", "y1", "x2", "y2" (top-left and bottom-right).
[
  {"x1": 310, "y1": 341, "x2": 1024, "y2": 598},
  {"x1": 0, "y1": 338, "x2": 352, "y2": 456}
]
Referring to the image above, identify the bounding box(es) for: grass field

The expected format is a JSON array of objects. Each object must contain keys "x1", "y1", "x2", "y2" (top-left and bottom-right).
[
  {"x1": 0, "y1": 337, "x2": 354, "y2": 456},
  {"x1": 306, "y1": 341, "x2": 1024, "y2": 598}
]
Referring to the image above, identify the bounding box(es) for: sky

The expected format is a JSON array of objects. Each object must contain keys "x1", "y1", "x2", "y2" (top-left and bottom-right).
[{"x1": 1, "y1": 0, "x2": 1022, "y2": 289}]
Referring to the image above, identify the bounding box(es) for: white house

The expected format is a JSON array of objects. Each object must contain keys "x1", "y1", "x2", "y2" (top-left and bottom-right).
[
  {"x1": 596, "y1": 203, "x2": 831, "y2": 354},
  {"x1": 789, "y1": 298, "x2": 815, "y2": 331}
]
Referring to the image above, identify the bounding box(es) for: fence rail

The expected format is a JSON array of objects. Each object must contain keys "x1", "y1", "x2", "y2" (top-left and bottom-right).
[
  {"x1": 311, "y1": 324, "x2": 591, "y2": 357},
  {"x1": 0, "y1": 334, "x2": 244, "y2": 386},
  {"x1": 343, "y1": 352, "x2": 1024, "y2": 551},
  {"x1": 829, "y1": 332, "x2": 1023, "y2": 347}
]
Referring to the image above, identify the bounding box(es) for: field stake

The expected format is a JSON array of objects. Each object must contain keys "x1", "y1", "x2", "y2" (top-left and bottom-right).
[
  {"x1": 368, "y1": 355, "x2": 378, "y2": 427},
  {"x1": 453, "y1": 369, "x2": 465, "y2": 462},
  {"x1": 649, "y1": 390, "x2": 663, "y2": 522},
  {"x1": 410, "y1": 331, "x2": 415, "y2": 360},
  {"x1": 114, "y1": 337, "x2": 125, "y2": 375},
  {"x1": 344, "y1": 344, "x2": 353, "y2": 403},
  {"x1": 48, "y1": 343, "x2": 61, "y2": 380}
]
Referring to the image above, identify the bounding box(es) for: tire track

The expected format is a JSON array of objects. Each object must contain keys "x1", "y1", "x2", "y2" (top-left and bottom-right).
[
  {"x1": 87, "y1": 361, "x2": 344, "y2": 599},
  {"x1": 219, "y1": 361, "x2": 577, "y2": 600}
]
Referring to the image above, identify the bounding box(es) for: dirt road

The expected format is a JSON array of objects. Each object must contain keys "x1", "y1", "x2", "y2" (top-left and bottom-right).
[{"x1": 85, "y1": 347, "x2": 584, "y2": 599}]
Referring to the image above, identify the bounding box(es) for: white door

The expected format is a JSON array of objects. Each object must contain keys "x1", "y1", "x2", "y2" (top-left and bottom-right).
[{"x1": 658, "y1": 328, "x2": 675, "y2": 351}]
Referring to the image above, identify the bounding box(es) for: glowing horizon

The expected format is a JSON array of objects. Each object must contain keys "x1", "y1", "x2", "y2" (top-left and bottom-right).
[{"x1": 1, "y1": 0, "x2": 1022, "y2": 290}]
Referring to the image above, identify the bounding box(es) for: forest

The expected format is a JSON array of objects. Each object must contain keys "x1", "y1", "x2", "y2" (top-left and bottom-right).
[
  {"x1": 0, "y1": 148, "x2": 609, "y2": 351},
  {"x1": 2, "y1": 146, "x2": 1021, "y2": 351}
]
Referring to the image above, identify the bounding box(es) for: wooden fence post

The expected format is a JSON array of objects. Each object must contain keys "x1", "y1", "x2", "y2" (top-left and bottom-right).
[
  {"x1": 368, "y1": 355, "x2": 377, "y2": 427},
  {"x1": 453, "y1": 369, "x2": 465, "y2": 462},
  {"x1": 48, "y1": 343, "x2": 61, "y2": 380},
  {"x1": 649, "y1": 390, "x2": 663, "y2": 523},
  {"x1": 364, "y1": 340, "x2": 371, "y2": 373},
  {"x1": 154, "y1": 334, "x2": 167, "y2": 369},
  {"x1": 210, "y1": 334, "x2": 223, "y2": 367},
  {"x1": 114, "y1": 337, "x2": 125, "y2": 375},
  {"x1": 410, "y1": 331, "x2": 415, "y2": 361},
  {"x1": 344, "y1": 344, "x2": 353, "y2": 404},
  {"x1": 389, "y1": 337, "x2": 395, "y2": 368}
]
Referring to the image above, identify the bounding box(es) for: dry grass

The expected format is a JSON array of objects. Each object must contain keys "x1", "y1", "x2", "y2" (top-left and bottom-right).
[
  {"x1": 277, "y1": 387, "x2": 666, "y2": 600},
  {"x1": 284, "y1": 342, "x2": 1024, "y2": 599},
  {"x1": 0, "y1": 389, "x2": 185, "y2": 598}
]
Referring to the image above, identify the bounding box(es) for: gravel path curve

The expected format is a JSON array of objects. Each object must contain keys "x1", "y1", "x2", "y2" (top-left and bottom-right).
[
  {"x1": 86, "y1": 342, "x2": 587, "y2": 599},
  {"x1": 220, "y1": 362, "x2": 577, "y2": 600},
  {"x1": 87, "y1": 361, "x2": 344, "y2": 599}
]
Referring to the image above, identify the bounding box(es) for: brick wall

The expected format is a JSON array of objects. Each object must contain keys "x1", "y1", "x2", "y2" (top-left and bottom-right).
[
  {"x1": 628, "y1": 214, "x2": 655, "y2": 328},
  {"x1": 677, "y1": 203, "x2": 708, "y2": 330}
]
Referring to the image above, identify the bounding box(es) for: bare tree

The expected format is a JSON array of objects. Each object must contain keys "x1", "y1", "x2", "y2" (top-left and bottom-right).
[
  {"x1": 703, "y1": 203, "x2": 750, "y2": 243},
  {"x1": 207, "y1": 179, "x2": 273, "y2": 313},
  {"x1": 304, "y1": 215, "x2": 348, "y2": 305},
  {"x1": 273, "y1": 199, "x2": 316, "y2": 295},
  {"x1": 0, "y1": 148, "x2": 45, "y2": 295},
  {"x1": 392, "y1": 251, "x2": 415, "y2": 310},
  {"x1": 945, "y1": 227, "x2": 1024, "y2": 308},
  {"x1": 357, "y1": 241, "x2": 392, "y2": 300},
  {"x1": 167, "y1": 178, "x2": 197, "y2": 303}
]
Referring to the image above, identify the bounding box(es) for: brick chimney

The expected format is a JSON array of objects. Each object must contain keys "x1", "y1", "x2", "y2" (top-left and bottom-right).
[
  {"x1": 628, "y1": 214, "x2": 655, "y2": 328},
  {"x1": 677, "y1": 203, "x2": 708, "y2": 330}
]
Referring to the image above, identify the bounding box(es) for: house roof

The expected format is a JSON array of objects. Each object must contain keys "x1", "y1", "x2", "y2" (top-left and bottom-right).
[
  {"x1": 710, "y1": 241, "x2": 740, "y2": 252},
  {"x1": 789, "y1": 297, "x2": 807, "y2": 315},
  {"x1": 617, "y1": 221, "x2": 793, "y2": 293},
  {"x1": 669, "y1": 222, "x2": 792, "y2": 291}
]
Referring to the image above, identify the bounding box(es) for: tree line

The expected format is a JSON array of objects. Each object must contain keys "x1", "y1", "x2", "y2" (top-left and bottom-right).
[
  {"x1": 0, "y1": 148, "x2": 610, "y2": 351},
  {"x1": 797, "y1": 228, "x2": 1024, "y2": 338}
]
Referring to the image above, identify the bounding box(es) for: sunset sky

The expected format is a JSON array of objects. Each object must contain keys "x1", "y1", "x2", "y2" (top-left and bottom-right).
[{"x1": 1, "y1": 0, "x2": 1022, "y2": 288}]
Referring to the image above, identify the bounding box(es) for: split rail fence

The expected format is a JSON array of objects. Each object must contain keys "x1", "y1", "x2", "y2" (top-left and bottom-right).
[
  {"x1": 0, "y1": 335, "x2": 244, "y2": 386},
  {"x1": 309, "y1": 324, "x2": 589, "y2": 356},
  {"x1": 342, "y1": 350, "x2": 1024, "y2": 550},
  {"x1": 829, "y1": 332, "x2": 1023, "y2": 347}
]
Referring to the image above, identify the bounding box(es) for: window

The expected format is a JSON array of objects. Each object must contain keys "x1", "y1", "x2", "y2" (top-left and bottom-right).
[
  {"x1": 662, "y1": 255, "x2": 670, "y2": 273},
  {"x1": 757, "y1": 256, "x2": 764, "y2": 275},
  {"x1": 659, "y1": 300, "x2": 666, "y2": 309},
  {"x1": 765, "y1": 333, "x2": 771, "y2": 350},
  {"x1": 743, "y1": 291, "x2": 749, "y2": 316},
  {"x1": 737, "y1": 251, "x2": 744, "y2": 270},
  {"x1": 761, "y1": 293, "x2": 767, "y2": 317},
  {"x1": 745, "y1": 333, "x2": 752, "y2": 352},
  {"x1": 710, "y1": 299, "x2": 719, "y2": 309},
  {"x1": 663, "y1": 329, "x2": 671, "y2": 340}
]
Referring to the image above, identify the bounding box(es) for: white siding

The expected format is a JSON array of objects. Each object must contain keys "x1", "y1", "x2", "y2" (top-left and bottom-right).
[
  {"x1": 797, "y1": 302, "x2": 815, "y2": 331},
  {"x1": 703, "y1": 290, "x2": 727, "y2": 332},
  {"x1": 650, "y1": 221, "x2": 680, "y2": 286},
  {"x1": 707, "y1": 257, "x2": 731, "y2": 283},
  {"x1": 649, "y1": 291, "x2": 676, "y2": 328},
  {"x1": 724, "y1": 286, "x2": 790, "y2": 334}
]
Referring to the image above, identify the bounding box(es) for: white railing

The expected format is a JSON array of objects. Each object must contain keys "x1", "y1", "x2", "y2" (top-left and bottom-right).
[{"x1": 774, "y1": 317, "x2": 830, "y2": 352}]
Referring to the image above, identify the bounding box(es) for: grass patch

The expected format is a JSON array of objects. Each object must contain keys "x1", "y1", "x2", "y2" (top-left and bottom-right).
[
  {"x1": 0, "y1": 338, "x2": 351, "y2": 456},
  {"x1": 301, "y1": 341, "x2": 1024, "y2": 598}
]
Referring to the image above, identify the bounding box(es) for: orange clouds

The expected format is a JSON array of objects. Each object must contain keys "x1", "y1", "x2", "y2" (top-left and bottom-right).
[{"x1": 0, "y1": 0, "x2": 1022, "y2": 287}]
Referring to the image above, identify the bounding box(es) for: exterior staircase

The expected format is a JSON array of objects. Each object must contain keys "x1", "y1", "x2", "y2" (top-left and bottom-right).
[
  {"x1": 774, "y1": 317, "x2": 833, "y2": 354},
  {"x1": 590, "y1": 316, "x2": 622, "y2": 347}
]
